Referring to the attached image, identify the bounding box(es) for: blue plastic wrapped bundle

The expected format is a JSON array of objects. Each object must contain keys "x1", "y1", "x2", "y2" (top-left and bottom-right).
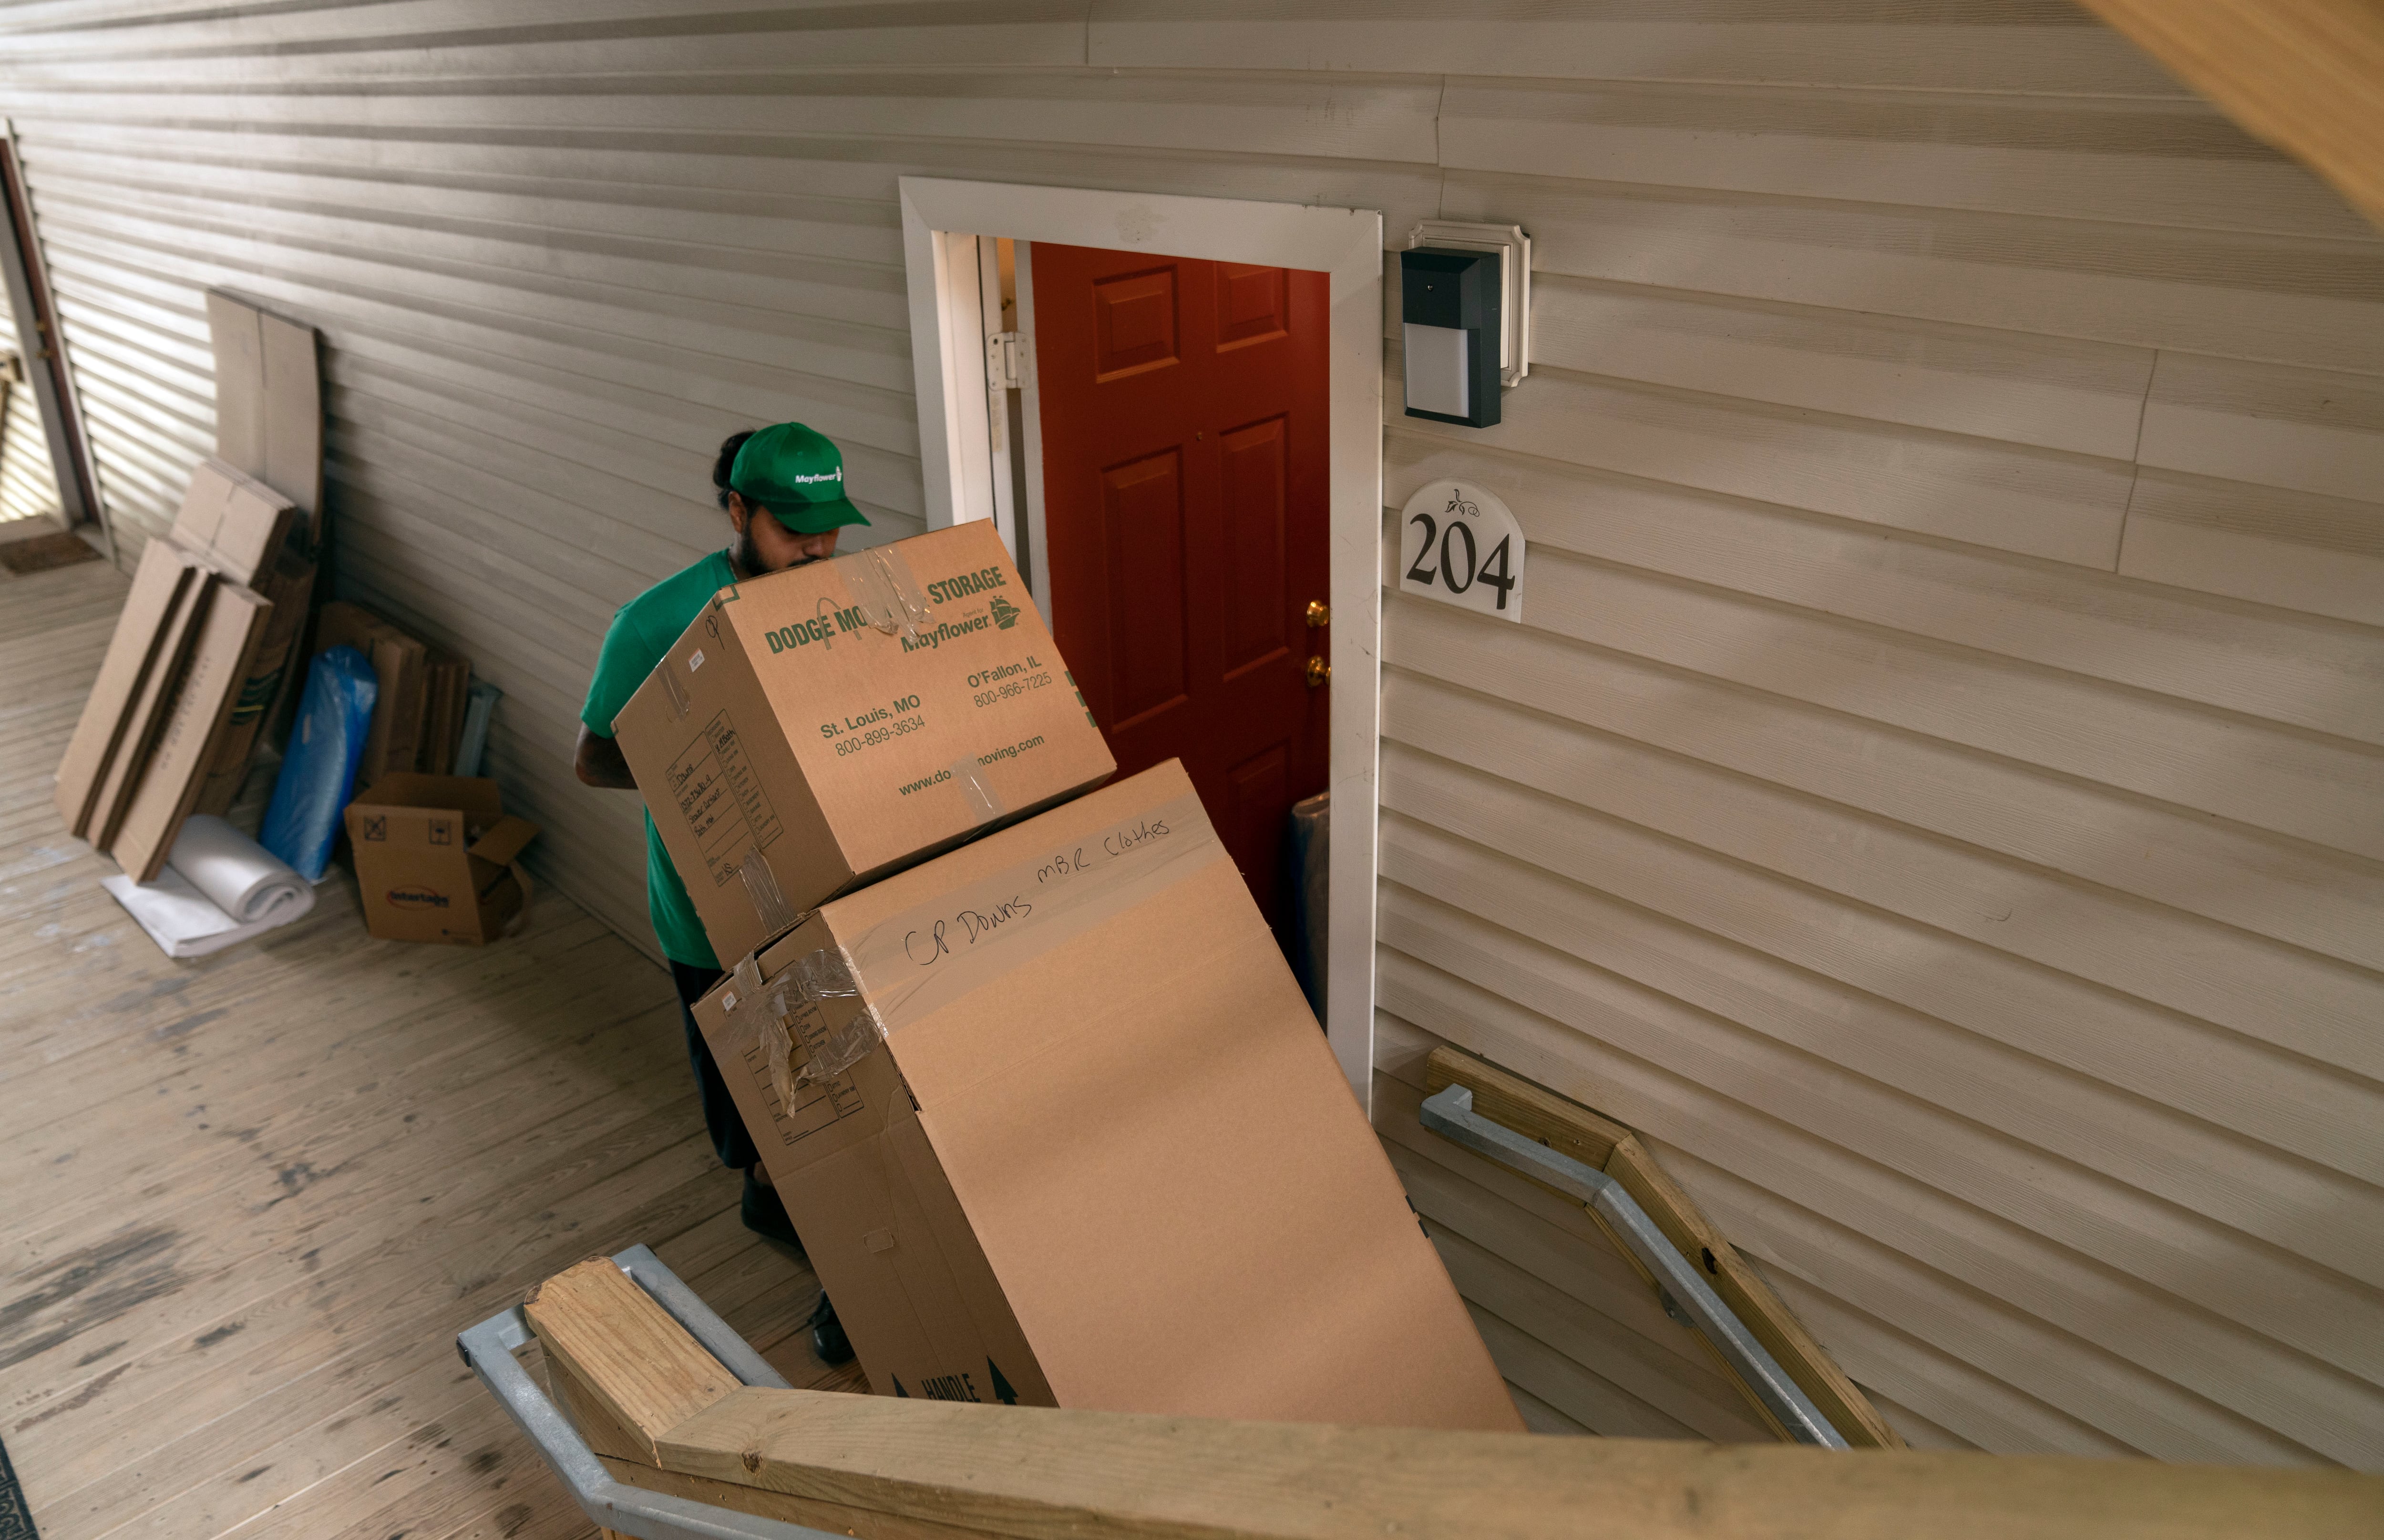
[{"x1": 260, "y1": 645, "x2": 378, "y2": 882}]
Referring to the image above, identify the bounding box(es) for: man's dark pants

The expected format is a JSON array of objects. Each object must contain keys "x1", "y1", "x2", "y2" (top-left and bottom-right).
[{"x1": 670, "y1": 960, "x2": 758, "y2": 1171}]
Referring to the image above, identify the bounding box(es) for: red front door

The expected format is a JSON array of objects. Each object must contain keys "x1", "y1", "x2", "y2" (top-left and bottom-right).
[{"x1": 1031, "y1": 243, "x2": 1331, "y2": 934}]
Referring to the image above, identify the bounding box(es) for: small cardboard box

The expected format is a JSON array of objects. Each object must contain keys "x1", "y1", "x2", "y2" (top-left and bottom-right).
[
  {"x1": 615, "y1": 521, "x2": 1115, "y2": 965},
  {"x1": 343, "y1": 774, "x2": 540, "y2": 945},
  {"x1": 692, "y1": 760, "x2": 1521, "y2": 1432}
]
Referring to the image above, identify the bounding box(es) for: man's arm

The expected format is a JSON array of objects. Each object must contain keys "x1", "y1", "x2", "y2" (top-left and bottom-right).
[{"x1": 575, "y1": 725, "x2": 637, "y2": 789}]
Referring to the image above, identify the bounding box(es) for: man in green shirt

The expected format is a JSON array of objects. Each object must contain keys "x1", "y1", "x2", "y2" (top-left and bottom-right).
[{"x1": 575, "y1": 421, "x2": 864, "y2": 1365}]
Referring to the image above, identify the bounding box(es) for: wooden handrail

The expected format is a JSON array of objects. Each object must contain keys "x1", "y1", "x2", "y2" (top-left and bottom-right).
[
  {"x1": 2075, "y1": 0, "x2": 2384, "y2": 230},
  {"x1": 522, "y1": 1259, "x2": 2384, "y2": 1540}
]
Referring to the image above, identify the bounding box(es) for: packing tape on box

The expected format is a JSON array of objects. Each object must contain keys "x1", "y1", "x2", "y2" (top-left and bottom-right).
[
  {"x1": 659, "y1": 654, "x2": 694, "y2": 721},
  {"x1": 720, "y1": 943, "x2": 879, "y2": 1105},
  {"x1": 720, "y1": 792, "x2": 1221, "y2": 1087},
  {"x1": 834, "y1": 544, "x2": 933, "y2": 639},
  {"x1": 738, "y1": 849, "x2": 800, "y2": 940},
  {"x1": 949, "y1": 753, "x2": 1004, "y2": 824}
]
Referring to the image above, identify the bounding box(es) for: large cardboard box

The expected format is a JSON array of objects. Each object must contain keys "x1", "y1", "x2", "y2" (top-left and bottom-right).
[
  {"x1": 692, "y1": 760, "x2": 1521, "y2": 1432},
  {"x1": 616, "y1": 522, "x2": 1115, "y2": 965},
  {"x1": 342, "y1": 774, "x2": 540, "y2": 945}
]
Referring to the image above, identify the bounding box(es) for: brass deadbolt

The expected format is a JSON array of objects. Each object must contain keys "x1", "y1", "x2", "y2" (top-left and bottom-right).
[{"x1": 1305, "y1": 600, "x2": 1331, "y2": 628}]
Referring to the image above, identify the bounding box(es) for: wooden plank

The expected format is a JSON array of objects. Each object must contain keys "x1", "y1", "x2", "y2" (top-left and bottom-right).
[
  {"x1": 522, "y1": 1257, "x2": 739, "y2": 1466},
  {"x1": 2076, "y1": 0, "x2": 2384, "y2": 232},
  {"x1": 598, "y1": 1456, "x2": 1005, "y2": 1540},
  {"x1": 650, "y1": 1383, "x2": 2384, "y2": 1540},
  {"x1": 1423, "y1": 1046, "x2": 1901, "y2": 1451}
]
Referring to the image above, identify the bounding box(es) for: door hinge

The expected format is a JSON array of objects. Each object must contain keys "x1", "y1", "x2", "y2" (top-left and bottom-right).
[{"x1": 986, "y1": 331, "x2": 1024, "y2": 390}]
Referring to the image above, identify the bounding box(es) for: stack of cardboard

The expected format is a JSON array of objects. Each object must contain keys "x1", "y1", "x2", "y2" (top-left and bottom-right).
[
  {"x1": 56, "y1": 461, "x2": 314, "y2": 881},
  {"x1": 312, "y1": 601, "x2": 474, "y2": 785},
  {"x1": 614, "y1": 521, "x2": 1519, "y2": 1432}
]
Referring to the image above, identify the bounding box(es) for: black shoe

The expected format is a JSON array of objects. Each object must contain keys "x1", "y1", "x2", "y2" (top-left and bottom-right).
[
  {"x1": 740, "y1": 1169, "x2": 802, "y2": 1251},
  {"x1": 807, "y1": 1289, "x2": 853, "y2": 1365}
]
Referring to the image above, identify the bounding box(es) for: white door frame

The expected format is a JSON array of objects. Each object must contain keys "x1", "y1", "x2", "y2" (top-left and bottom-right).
[{"x1": 899, "y1": 175, "x2": 1384, "y2": 1109}]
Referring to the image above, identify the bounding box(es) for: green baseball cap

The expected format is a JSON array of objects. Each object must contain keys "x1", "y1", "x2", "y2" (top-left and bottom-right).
[{"x1": 729, "y1": 422, "x2": 869, "y2": 534}]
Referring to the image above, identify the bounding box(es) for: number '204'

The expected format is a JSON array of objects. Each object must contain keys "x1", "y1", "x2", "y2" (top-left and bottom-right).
[{"x1": 1406, "y1": 503, "x2": 1517, "y2": 610}]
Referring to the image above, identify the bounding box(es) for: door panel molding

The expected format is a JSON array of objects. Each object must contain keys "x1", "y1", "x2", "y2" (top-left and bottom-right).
[{"x1": 900, "y1": 175, "x2": 1385, "y2": 1107}]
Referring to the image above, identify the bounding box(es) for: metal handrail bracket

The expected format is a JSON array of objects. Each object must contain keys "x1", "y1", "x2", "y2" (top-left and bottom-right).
[
  {"x1": 456, "y1": 1244, "x2": 841, "y2": 1540},
  {"x1": 1419, "y1": 1083, "x2": 1850, "y2": 1448}
]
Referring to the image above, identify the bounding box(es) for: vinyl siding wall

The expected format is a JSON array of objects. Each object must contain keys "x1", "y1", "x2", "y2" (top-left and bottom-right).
[{"x1": 3, "y1": 0, "x2": 2379, "y2": 1466}]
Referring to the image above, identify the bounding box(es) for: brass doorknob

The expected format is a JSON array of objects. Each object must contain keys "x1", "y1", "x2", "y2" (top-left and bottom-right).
[
  {"x1": 1305, "y1": 600, "x2": 1331, "y2": 628},
  {"x1": 1305, "y1": 656, "x2": 1331, "y2": 688}
]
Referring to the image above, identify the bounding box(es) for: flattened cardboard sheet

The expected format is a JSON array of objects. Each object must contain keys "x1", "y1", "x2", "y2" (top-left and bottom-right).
[
  {"x1": 55, "y1": 541, "x2": 202, "y2": 837},
  {"x1": 89, "y1": 568, "x2": 218, "y2": 851},
  {"x1": 206, "y1": 290, "x2": 322, "y2": 535},
  {"x1": 111, "y1": 584, "x2": 271, "y2": 883}
]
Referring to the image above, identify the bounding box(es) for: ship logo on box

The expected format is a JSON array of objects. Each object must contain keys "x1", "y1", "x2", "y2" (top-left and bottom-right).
[
  {"x1": 387, "y1": 885, "x2": 451, "y2": 910},
  {"x1": 988, "y1": 595, "x2": 1022, "y2": 630}
]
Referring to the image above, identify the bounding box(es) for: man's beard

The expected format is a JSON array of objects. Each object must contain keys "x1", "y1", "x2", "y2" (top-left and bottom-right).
[{"x1": 734, "y1": 530, "x2": 827, "y2": 576}]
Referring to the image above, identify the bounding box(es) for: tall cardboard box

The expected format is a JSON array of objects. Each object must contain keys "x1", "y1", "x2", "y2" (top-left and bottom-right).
[
  {"x1": 615, "y1": 522, "x2": 1115, "y2": 965},
  {"x1": 342, "y1": 774, "x2": 540, "y2": 945},
  {"x1": 692, "y1": 760, "x2": 1521, "y2": 1432}
]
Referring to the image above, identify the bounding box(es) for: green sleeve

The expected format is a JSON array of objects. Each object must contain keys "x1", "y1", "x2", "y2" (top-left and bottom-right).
[{"x1": 581, "y1": 604, "x2": 658, "y2": 739}]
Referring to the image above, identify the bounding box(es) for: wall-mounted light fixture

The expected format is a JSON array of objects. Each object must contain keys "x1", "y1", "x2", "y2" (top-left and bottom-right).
[{"x1": 1400, "y1": 221, "x2": 1530, "y2": 432}]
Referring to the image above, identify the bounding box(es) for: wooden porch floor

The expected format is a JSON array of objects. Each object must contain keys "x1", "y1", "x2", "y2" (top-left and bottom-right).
[{"x1": 0, "y1": 557, "x2": 860, "y2": 1540}]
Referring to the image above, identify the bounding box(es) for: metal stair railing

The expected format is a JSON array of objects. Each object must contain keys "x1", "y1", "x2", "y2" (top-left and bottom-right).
[{"x1": 1418, "y1": 1082, "x2": 1849, "y2": 1448}]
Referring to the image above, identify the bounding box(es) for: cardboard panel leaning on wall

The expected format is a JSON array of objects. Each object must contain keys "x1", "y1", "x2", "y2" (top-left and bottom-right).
[
  {"x1": 206, "y1": 289, "x2": 323, "y2": 532},
  {"x1": 85, "y1": 566, "x2": 216, "y2": 851},
  {"x1": 54, "y1": 539, "x2": 203, "y2": 837},
  {"x1": 109, "y1": 583, "x2": 270, "y2": 883}
]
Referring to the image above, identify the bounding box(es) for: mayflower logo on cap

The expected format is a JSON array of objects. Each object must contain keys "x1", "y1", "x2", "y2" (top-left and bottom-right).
[{"x1": 730, "y1": 422, "x2": 870, "y2": 535}]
